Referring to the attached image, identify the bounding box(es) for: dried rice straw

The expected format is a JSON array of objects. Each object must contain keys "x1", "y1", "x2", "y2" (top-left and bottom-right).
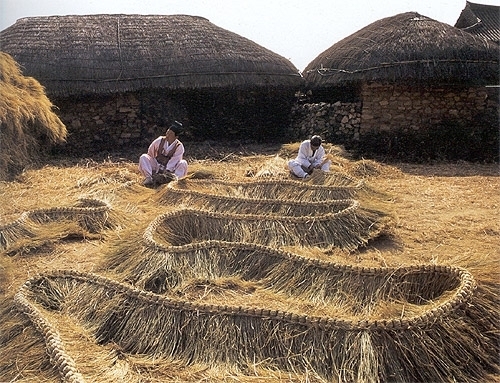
[
  {"x1": 12, "y1": 264, "x2": 498, "y2": 383},
  {"x1": 0, "y1": 198, "x2": 117, "y2": 250}
]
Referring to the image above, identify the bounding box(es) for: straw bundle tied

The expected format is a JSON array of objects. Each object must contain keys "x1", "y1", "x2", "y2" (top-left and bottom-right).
[
  {"x1": 161, "y1": 176, "x2": 364, "y2": 202},
  {"x1": 13, "y1": 265, "x2": 499, "y2": 382},
  {"x1": 0, "y1": 198, "x2": 116, "y2": 250}
]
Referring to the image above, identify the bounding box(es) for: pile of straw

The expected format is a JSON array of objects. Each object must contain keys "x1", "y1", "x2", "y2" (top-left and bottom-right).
[
  {"x1": 2, "y1": 171, "x2": 499, "y2": 382},
  {"x1": 0, "y1": 52, "x2": 66, "y2": 181}
]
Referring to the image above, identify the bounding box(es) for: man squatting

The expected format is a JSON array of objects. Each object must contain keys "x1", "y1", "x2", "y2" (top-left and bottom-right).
[
  {"x1": 288, "y1": 135, "x2": 331, "y2": 179},
  {"x1": 138, "y1": 121, "x2": 188, "y2": 186}
]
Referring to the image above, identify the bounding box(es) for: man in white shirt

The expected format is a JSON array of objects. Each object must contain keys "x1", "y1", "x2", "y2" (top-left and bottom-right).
[
  {"x1": 138, "y1": 121, "x2": 188, "y2": 186},
  {"x1": 288, "y1": 135, "x2": 331, "y2": 179}
]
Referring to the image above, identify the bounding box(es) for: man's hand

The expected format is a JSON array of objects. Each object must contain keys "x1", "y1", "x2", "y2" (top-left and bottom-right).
[{"x1": 301, "y1": 164, "x2": 314, "y2": 175}]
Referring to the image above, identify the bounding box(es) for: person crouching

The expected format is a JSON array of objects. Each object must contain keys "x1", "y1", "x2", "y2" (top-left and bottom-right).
[
  {"x1": 139, "y1": 121, "x2": 188, "y2": 186},
  {"x1": 288, "y1": 135, "x2": 331, "y2": 179}
]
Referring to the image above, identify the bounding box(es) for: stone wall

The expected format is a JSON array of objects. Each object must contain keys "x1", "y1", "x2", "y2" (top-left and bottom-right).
[
  {"x1": 289, "y1": 83, "x2": 498, "y2": 157},
  {"x1": 52, "y1": 87, "x2": 296, "y2": 154},
  {"x1": 52, "y1": 91, "x2": 187, "y2": 154},
  {"x1": 360, "y1": 82, "x2": 495, "y2": 133},
  {"x1": 289, "y1": 101, "x2": 362, "y2": 145}
]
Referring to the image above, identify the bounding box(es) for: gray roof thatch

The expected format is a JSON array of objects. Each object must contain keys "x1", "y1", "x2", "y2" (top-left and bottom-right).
[
  {"x1": 0, "y1": 14, "x2": 303, "y2": 97},
  {"x1": 455, "y1": 1, "x2": 500, "y2": 43},
  {"x1": 304, "y1": 12, "x2": 499, "y2": 88}
]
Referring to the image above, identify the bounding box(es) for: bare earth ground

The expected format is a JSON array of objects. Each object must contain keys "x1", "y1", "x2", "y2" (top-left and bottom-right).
[{"x1": 0, "y1": 142, "x2": 499, "y2": 382}]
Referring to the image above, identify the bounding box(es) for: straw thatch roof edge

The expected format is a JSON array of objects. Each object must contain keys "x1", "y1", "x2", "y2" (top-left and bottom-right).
[
  {"x1": 304, "y1": 12, "x2": 499, "y2": 88},
  {"x1": 0, "y1": 14, "x2": 304, "y2": 97}
]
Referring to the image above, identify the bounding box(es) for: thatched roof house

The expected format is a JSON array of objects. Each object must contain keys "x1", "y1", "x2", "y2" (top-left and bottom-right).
[
  {"x1": 304, "y1": 12, "x2": 499, "y2": 87},
  {"x1": 0, "y1": 14, "x2": 303, "y2": 151},
  {"x1": 297, "y1": 12, "x2": 499, "y2": 161},
  {"x1": 455, "y1": 1, "x2": 500, "y2": 43},
  {"x1": 0, "y1": 14, "x2": 302, "y2": 96}
]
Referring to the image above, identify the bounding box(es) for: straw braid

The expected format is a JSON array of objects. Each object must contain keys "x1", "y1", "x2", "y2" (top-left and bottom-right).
[
  {"x1": 131, "y1": 238, "x2": 475, "y2": 311},
  {"x1": 143, "y1": 204, "x2": 377, "y2": 251},
  {"x1": 18, "y1": 266, "x2": 475, "y2": 332},
  {"x1": 163, "y1": 177, "x2": 363, "y2": 201},
  {"x1": 0, "y1": 198, "x2": 113, "y2": 250},
  {"x1": 14, "y1": 281, "x2": 85, "y2": 383},
  {"x1": 162, "y1": 187, "x2": 362, "y2": 217},
  {"x1": 9, "y1": 176, "x2": 497, "y2": 382},
  {"x1": 12, "y1": 261, "x2": 480, "y2": 382},
  {"x1": 0, "y1": 212, "x2": 34, "y2": 249}
]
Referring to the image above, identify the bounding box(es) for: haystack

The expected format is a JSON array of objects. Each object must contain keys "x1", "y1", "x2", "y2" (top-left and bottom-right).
[{"x1": 0, "y1": 52, "x2": 66, "y2": 181}]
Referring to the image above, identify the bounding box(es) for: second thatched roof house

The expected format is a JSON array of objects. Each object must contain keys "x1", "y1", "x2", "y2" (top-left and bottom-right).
[
  {"x1": 299, "y1": 11, "x2": 499, "y2": 161},
  {"x1": 0, "y1": 14, "x2": 304, "y2": 153}
]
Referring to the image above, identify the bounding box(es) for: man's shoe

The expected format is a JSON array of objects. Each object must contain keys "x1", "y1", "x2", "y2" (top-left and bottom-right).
[{"x1": 142, "y1": 176, "x2": 154, "y2": 186}]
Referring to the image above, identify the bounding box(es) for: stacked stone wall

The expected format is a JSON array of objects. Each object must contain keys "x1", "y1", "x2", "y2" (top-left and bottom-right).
[
  {"x1": 52, "y1": 88, "x2": 296, "y2": 154},
  {"x1": 289, "y1": 83, "x2": 498, "y2": 155},
  {"x1": 289, "y1": 101, "x2": 362, "y2": 145},
  {"x1": 53, "y1": 91, "x2": 186, "y2": 154},
  {"x1": 360, "y1": 82, "x2": 495, "y2": 133}
]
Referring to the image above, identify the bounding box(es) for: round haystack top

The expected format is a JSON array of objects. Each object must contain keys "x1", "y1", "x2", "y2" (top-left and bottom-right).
[
  {"x1": 0, "y1": 14, "x2": 303, "y2": 96},
  {"x1": 304, "y1": 12, "x2": 499, "y2": 88}
]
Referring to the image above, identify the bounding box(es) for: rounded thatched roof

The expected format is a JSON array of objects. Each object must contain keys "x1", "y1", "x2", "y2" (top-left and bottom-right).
[
  {"x1": 304, "y1": 12, "x2": 499, "y2": 88},
  {"x1": 0, "y1": 14, "x2": 303, "y2": 97}
]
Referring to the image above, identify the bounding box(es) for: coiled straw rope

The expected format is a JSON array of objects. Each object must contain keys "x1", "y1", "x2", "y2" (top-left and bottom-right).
[
  {"x1": 15, "y1": 263, "x2": 477, "y2": 383},
  {"x1": 7, "y1": 178, "x2": 499, "y2": 382},
  {"x1": 14, "y1": 281, "x2": 85, "y2": 383},
  {"x1": 0, "y1": 198, "x2": 113, "y2": 250},
  {"x1": 162, "y1": 176, "x2": 363, "y2": 202},
  {"x1": 144, "y1": 202, "x2": 378, "y2": 250}
]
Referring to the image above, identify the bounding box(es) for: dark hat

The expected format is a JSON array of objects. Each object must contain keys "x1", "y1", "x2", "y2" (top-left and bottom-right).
[
  {"x1": 169, "y1": 120, "x2": 183, "y2": 135},
  {"x1": 310, "y1": 135, "x2": 322, "y2": 147}
]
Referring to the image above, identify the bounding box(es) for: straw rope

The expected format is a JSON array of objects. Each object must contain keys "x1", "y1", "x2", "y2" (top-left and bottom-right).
[
  {"x1": 161, "y1": 187, "x2": 360, "y2": 216},
  {"x1": 14, "y1": 282, "x2": 85, "y2": 383},
  {"x1": 13, "y1": 264, "x2": 478, "y2": 382},
  {"x1": 143, "y1": 204, "x2": 378, "y2": 251},
  {"x1": 0, "y1": 198, "x2": 114, "y2": 250},
  {"x1": 163, "y1": 176, "x2": 363, "y2": 202},
  {"x1": 6, "y1": 177, "x2": 499, "y2": 382},
  {"x1": 130, "y1": 238, "x2": 475, "y2": 314},
  {"x1": 20, "y1": 266, "x2": 476, "y2": 332}
]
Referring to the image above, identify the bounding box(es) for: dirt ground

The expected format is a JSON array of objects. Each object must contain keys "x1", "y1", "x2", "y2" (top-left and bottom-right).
[{"x1": 0, "y1": 142, "x2": 499, "y2": 382}]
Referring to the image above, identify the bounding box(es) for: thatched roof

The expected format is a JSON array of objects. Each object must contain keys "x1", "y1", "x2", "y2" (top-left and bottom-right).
[
  {"x1": 0, "y1": 14, "x2": 303, "y2": 97},
  {"x1": 455, "y1": 1, "x2": 500, "y2": 43},
  {"x1": 304, "y1": 12, "x2": 499, "y2": 88}
]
